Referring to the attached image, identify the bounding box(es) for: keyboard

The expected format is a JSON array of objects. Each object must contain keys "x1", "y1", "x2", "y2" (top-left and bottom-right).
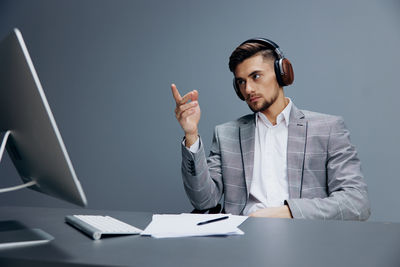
[{"x1": 65, "y1": 215, "x2": 143, "y2": 240}]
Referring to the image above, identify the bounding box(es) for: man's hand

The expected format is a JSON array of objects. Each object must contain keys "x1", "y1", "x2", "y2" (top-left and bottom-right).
[
  {"x1": 171, "y1": 84, "x2": 201, "y2": 147},
  {"x1": 249, "y1": 206, "x2": 293, "y2": 218}
]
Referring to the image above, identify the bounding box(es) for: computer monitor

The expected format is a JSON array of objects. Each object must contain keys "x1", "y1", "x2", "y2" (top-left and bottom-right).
[
  {"x1": 0, "y1": 28, "x2": 87, "y2": 207},
  {"x1": 0, "y1": 28, "x2": 87, "y2": 247}
]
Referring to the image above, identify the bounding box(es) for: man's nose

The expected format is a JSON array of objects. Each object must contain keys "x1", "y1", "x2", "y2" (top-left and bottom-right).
[{"x1": 245, "y1": 81, "x2": 254, "y2": 96}]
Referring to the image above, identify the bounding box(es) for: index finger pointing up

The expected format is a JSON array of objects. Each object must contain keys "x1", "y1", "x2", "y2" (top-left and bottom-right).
[{"x1": 171, "y1": 83, "x2": 182, "y2": 104}]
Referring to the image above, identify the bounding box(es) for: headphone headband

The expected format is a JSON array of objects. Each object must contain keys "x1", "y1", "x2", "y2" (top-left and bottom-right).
[{"x1": 240, "y1": 38, "x2": 285, "y2": 59}]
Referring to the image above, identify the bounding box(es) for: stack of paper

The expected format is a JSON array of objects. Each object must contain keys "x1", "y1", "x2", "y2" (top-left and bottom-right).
[{"x1": 141, "y1": 213, "x2": 247, "y2": 238}]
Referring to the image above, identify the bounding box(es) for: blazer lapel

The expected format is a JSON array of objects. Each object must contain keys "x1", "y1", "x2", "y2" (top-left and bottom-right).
[
  {"x1": 287, "y1": 105, "x2": 307, "y2": 199},
  {"x1": 239, "y1": 114, "x2": 255, "y2": 197}
]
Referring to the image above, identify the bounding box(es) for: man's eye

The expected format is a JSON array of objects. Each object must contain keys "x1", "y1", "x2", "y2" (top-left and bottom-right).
[{"x1": 253, "y1": 74, "x2": 260, "y2": 80}]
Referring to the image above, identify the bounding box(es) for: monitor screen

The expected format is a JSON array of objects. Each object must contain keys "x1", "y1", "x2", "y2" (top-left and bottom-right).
[{"x1": 0, "y1": 28, "x2": 87, "y2": 207}]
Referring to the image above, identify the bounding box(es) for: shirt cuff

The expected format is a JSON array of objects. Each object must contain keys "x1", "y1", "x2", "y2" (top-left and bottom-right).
[{"x1": 182, "y1": 136, "x2": 200, "y2": 153}]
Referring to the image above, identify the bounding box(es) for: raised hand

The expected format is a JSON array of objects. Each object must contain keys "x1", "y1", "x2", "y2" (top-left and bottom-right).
[{"x1": 171, "y1": 83, "x2": 201, "y2": 147}]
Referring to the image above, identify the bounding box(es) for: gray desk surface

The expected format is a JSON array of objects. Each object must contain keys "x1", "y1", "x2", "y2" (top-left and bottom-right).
[{"x1": 0, "y1": 206, "x2": 399, "y2": 267}]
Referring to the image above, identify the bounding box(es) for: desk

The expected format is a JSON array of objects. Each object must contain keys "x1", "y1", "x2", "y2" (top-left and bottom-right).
[{"x1": 0, "y1": 206, "x2": 399, "y2": 267}]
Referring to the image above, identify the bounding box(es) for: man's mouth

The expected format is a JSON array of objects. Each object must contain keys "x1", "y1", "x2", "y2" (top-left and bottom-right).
[{"x1": 248, "y1": 96, "x2": 261, "y2": 103}]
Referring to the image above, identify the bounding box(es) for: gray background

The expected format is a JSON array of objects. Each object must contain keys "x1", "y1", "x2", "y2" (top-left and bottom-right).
[{"x1": 0, "y1": 0, "x2": 399, "y2": 222}]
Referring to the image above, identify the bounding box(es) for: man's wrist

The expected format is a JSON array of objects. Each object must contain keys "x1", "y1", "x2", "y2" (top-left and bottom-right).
[{"x1": 185, "y1": 132, "x2": 199, "y2": 148}]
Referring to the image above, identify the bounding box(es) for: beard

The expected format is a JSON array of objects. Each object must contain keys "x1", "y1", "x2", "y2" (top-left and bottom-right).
[{"x1": 246, "y1": 91, "x2": 279, "y2": 113}]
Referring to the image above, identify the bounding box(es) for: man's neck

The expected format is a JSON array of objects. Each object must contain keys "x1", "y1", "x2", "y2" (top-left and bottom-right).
[{"x1": 261, "y1": 92, "x2": 288, "y2": 125}]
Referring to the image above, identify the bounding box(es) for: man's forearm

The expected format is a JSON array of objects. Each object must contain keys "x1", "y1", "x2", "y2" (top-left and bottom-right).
[
  {"x1": 181, "y1": 136, "x2": 223, "y2": 210},
  {"x1": 285, "y1": 189, "x2": 370, "y2": 220}
]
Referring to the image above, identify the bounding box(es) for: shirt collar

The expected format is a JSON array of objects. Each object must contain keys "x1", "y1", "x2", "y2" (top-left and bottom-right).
[{"x1": 255, "y1": 98, "x2": 292, "y2": 128}]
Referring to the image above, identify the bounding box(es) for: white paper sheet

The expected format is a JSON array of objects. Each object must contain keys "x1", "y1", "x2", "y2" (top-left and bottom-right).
[{"x1": 141, "y1": 213, "x2": 247, "y2": 238}]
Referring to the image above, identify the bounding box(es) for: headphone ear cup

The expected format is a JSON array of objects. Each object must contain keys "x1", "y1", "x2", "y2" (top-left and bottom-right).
[
  {"x1": 281, "y1": 58, "x2": 294, "y2": 86},
  {"x1": 233, "y1": 78, "x2": 245, "y2": 101},
  {"x1": 274, "y1": 58, "x2": 294, "y2": 86}
]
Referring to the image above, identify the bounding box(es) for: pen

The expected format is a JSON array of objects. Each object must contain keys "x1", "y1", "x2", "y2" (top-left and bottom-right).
[{"x1": 197, "y1": 216, "x2": 229, "y2": 226}]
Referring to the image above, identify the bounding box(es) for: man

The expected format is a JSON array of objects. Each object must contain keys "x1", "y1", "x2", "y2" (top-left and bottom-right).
[{"x1": 171, "y1": 38, "x2": 370, "y2": 220}]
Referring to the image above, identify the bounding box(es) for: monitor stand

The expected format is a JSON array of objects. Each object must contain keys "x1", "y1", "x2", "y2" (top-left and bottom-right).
[
  {"x1": 0, "y1": 130, "x2": 54, "y2": 249},
  {"x1": 0, "y1": 222, "x2": 54, "y2": 249},
  {"x1": 0, "y1": 131, "x2": 37, "y2": 192}
]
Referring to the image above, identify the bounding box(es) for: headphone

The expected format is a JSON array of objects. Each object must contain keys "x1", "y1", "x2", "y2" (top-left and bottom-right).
[{"x1": 233, "y1": 38, "x2": 294, "y2": 101}]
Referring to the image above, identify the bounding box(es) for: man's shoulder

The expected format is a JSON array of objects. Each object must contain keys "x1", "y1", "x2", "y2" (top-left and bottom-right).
[
  {"x1": 212, "y1": 114, "x2": 254, "y2": 141},
  {"x1": 213, "y1": 108, "x2": 345, "y2": 129},
  {"x1": 300, "y1": 109, "x2": 343, "y2": 124}
]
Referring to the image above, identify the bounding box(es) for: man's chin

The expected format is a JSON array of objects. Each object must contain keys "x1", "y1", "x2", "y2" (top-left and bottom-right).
[
  {"x1": 248, "y1": 105, "x2": 259, "y2": 113},
  {"x1": 248, "y1": 102, "x2": 271, "y2": 113}
]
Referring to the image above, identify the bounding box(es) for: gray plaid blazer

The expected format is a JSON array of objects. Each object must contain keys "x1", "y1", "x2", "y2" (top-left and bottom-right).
[{"x1": 181, "y1": 104, "x2": 370, "y2": 220}]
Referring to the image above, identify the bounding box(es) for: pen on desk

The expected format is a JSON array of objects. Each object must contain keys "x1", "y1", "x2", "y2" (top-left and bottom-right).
[{"x1": 197, "y1": 216, "x2": 229, "y2": 226}]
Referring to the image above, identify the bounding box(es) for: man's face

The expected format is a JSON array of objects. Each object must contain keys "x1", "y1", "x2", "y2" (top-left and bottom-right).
[{"x1": 234, "y1": 54, "x2": 281, "y2": 113}]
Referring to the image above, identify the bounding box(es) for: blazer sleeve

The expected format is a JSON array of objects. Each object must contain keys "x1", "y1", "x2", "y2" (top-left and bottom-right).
[
  {"x1": 181, "y1": 128, "x2": 224, "y2": 210},
  {"x1": 286, "y1": 117, "x2": 371, "y2": 221}
]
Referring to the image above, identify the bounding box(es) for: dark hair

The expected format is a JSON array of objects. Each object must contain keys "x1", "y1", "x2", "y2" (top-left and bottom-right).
[{"x1": 228, "y1": 42, "x2": 276, "y2": 73}]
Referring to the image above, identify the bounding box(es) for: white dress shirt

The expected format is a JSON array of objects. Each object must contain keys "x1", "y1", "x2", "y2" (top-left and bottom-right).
[
  {"x1": 243, "y1": 99, "x2": 292, "y2": 215},
  {"x1": 185, "y1": 99, "x2": 292, "y2": 215}
]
